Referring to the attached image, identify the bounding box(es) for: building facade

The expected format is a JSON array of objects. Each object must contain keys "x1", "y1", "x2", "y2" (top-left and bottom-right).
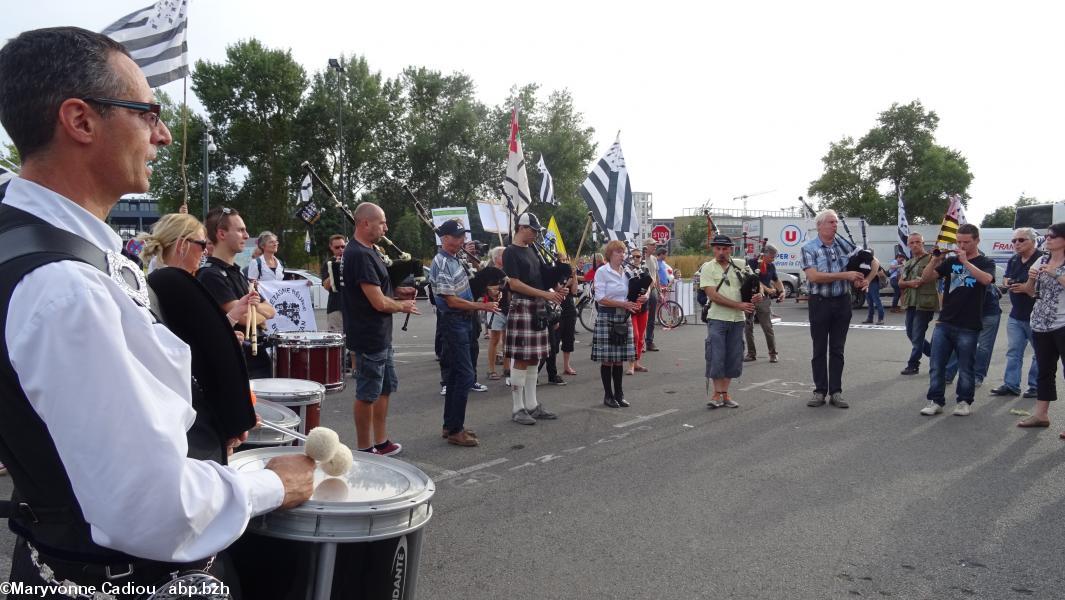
[
  {"x1": 633, "y1": 191, "x2": 652, "y2": 239},
  {"x1": 107, "y1": 196, "x2": 161, "y2": 240}
]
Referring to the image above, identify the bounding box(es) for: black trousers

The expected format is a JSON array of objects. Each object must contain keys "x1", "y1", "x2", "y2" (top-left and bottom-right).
[
  {"x1": 1032, "y1": 326, "x2": 1065, "y2": 401},
  {"x1": 808, "y1": 294, "x2": 852, "y2": 395}
]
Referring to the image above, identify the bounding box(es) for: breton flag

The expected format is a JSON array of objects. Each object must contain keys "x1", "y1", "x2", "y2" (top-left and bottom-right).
[
  {"x1": 503, "y1": 104, "x2": 532, "y2": 215},
  {"x1": 536, "y1": 154, "x2": 557, "y2": 205},
  {"x1": 299, "y1": 173, "x2": 313, "y2": 204},
  {"x1": 546, "y1": 215, "x2": 567, "y2": 257},
  {"x1": 897, "y1": 188, "x2": 911, "y2": 257},
  {"x1": 580, "y1": 135, "x2": 635, "y2": 242},
  {"x1": 102, "y1": 0, "x2": 189, "y2": 89},
  {"x1": 935, "y1": 194, "x2": 966, "y2": 247}
]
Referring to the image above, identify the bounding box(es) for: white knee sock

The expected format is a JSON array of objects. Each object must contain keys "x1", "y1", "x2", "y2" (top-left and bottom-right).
[
  {"x1": 510, "y1": 369, "x2": 526, "y2": 413},
  {"x1": 524, "y1": 366, "x2": 540, "y2": 411}
]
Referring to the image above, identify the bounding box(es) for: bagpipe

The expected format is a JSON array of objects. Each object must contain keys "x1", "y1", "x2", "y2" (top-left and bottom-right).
[
  {"x1": 621, "y1": 242, "x2": 654, "y2": 308},
  {"x1": 404, "y1": 185, "x2": 507, "y2": 299}
]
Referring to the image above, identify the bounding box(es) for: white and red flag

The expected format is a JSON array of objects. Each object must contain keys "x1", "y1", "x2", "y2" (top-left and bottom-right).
[{"x1": 502, "y1": 104, "x2": 532, "y2": 215}]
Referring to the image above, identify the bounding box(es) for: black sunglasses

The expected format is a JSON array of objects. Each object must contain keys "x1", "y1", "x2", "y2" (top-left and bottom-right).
[
  {"x1": 1011, "y1": 238, "x2": 1029, "y2": 244},
  {"x1": 82, "y1": 97, "x2": 162, "y2": 127},
  {"x1": 188, "y1": 239, "x2": 208, "y2": 250}
]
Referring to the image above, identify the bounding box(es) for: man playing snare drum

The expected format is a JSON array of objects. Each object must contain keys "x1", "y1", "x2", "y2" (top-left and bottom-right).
[{"x1": 0, "y1": 26, "x2": 313, "y2": 595}]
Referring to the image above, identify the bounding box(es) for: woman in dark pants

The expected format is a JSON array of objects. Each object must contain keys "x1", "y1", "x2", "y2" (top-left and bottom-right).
[{"x1": 1017, "y1": 222, "x2": 1065, "y2": 433}]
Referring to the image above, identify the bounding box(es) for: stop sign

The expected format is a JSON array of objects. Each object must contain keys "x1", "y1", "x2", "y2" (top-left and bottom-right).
[{"x1": 651, "y1": 225, "x2": 671, "y2": 244}]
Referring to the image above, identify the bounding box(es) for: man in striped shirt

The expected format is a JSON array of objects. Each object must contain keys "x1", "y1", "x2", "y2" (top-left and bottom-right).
[{"x1": 801, "y1": 210, "x2": 878, "y2": 409}]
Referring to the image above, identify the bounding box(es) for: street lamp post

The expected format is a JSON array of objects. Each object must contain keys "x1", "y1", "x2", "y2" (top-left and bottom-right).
[
  {"x1": 201, "y1": 122, "x2": 216, "y2": 222},
  {"x1": 328, "y1": 58, "x2": 345, "y2": 206}
]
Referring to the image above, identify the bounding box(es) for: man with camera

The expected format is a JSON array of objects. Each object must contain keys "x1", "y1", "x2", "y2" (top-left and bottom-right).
[
  {"x1": 917, "y1": 224, "x2": 996, "y2": 416},
  {"x1": 503, "y1": 213, "x2": 567, "y2": 425},
  {"x1": 430, "y1": 219, "x2": 500, "y2": 446}
]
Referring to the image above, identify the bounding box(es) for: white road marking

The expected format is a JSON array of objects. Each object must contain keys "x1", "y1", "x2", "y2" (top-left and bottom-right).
[
  {"x1": 432, "y1": 458, "x2": 509, "y2": 481},
  {"x1": 739, "y1": 379, "x2": 779, "y2": 392},
  {"x1": 774, "y1": 321, "x2": 906, "y2": 331},
  {"x1": 613, "y1": 409, "x2": 679, "y2": 428}
]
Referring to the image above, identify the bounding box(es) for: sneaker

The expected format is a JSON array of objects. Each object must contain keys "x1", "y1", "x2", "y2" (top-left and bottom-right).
[
  {"x1": 989, "y1": 385, "x2": 1019, "y2": 397},
  {"x1": 769, "y1": 354, "x2": 779, "y2": 363},
  {"x1": 953, "y1": 402, "x2": 971, "y2": 416},
  {"x1": 529, "y1": 405, "x2": 558, "y2": 419},
  {"x1": 548, "y1": 375, "x2": 567, "y2": 386},
  {"x1": 900, "y1": 366, "x2": 919, "y2": 375},
  {"x1": 706, "y1": 399, "x2": 724, "y2": 409},
  {"x1": 512, "y1": 409, "x2": 536, "y2": 425},
  {"x1": 743, "y1": 355, "x2": 756, "y2": 362},
  {"x1": 920, "y1": 402, "x2": 943, "y2": 416},
  {"x1": 446, "y1": 430, "x2": 479, "y2": 447},
  {"x1": 373, "y1": 440, "x2": 403, "y2": 456},
  {"x1": 722, "y1": 397, "x2": 739, "y2": 408},
  {"x1": 829, "y1": 393, "x2": 849, "y2": 409},
  {"x1": 440, "y1": 385, "x2": 447, "y2": 396},
  {"x1": 807, "y1": 392, "x2": 826, "y2": 407},
  {"x1": 1023, "y1": 389, "x2": 1038, "y2": 399},
  {"x1": 470, "y1": 383, "x2": 488, "y2": 392}
]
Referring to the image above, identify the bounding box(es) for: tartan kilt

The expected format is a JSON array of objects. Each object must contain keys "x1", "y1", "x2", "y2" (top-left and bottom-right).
[
  {"x1": 504, "y1": 297, "x2": 550, "y2": 361},
  {"x1": 591, "y1": 309, "x2": 636, "y2": 363}
]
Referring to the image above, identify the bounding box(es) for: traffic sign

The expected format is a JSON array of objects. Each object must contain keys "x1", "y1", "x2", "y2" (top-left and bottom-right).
[{"x1": 651, "y1": 225, "x2": 671, "y2": 244}]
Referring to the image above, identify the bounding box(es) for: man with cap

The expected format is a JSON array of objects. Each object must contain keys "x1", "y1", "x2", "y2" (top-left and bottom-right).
[
  {"x1": 430, "y1": 219, "x2": 501, "y2": 446},
  {"x1": 801, "y1": 209, "x2": 878, "y2": 408},
  {"x1": 503, "y1": 213, "x2": 567, "y2": 425},
  {"x1": 642, "y1": 237, "x2": 662, "y2": 352},
  {"x1": 700, "y1": 235, "x2": 761, "y2": 408}
]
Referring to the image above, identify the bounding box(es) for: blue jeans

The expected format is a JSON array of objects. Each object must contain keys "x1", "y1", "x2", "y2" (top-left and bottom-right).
[
  {"x1": 441, "y1": 312, "x2": 476, "y2": 434},
  {"x1": 866, "y1": 279, "x2": 884, "y2": 321},
  {"x1": 929, "y1": 323, "x2": 980, "y2": 405},
  {"x1": 905, "y1": 308, "x2": 933, "y2": 369},
  {"x1": 890, "y1": 277, "x2": 901, "y2": 308},
  {"x1": 945, "y1": 312, "x2": 1001, "y2": 384},
  {"x1": 1002, "y1": 316, "x2": 1039, "y2": 393}
]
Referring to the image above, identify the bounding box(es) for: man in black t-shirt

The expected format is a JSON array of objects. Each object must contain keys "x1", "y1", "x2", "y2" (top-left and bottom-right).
[
  {"x1": 502, "y1": 213, "x2": 567, "y2": 425},
  {"x1": 744, "y1": 244, "x2": 785, "y2": 363},
  {"x1": 321, "y1": 234, "x2": 347, "y2": 333},
  {"x1": 197, "y1": 206, "x2": 276, "y2": 378},
  {"x1": 342, "y1": 203, "x2": 418, "y2": 456},
  {"x1": 918, "y1": 224, "x2": 996, "y2": 416}
]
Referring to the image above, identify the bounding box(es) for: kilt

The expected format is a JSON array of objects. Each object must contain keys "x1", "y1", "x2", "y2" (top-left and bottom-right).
[
  {"x1": 591, "y1": 308, "x2": 636, "y2": 363},
  {"x1": 504, "y1": 296, "x2": 550, "y2": 361}
]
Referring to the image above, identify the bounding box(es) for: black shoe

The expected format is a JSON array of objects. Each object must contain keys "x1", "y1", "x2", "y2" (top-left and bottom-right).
[
  {"x1": 989, "y1": 385, "x2": 1020, "y2": 397},
  {"x1": 548, "y1": 375, "x2": 567, "y2": 386},
  {"x1": 603, "y1": 393, "x2": 621, "y2": 408},
  {"x1": 646, "y1": 343, "x2": 660, "y2": 352},
  {"x1": 900, "y1": 366, "x2": 919, "y2": 375},
  {"x1": 615, "y1": 395, "x2": 631, "y2": 407},
  {"x1": 1023, "y1": 389, "x2": 1038, "y2": 399}
]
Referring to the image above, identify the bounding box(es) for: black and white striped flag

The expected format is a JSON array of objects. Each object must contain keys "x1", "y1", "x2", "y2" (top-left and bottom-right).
[
  {"x1": 580, "y1": 136, "x2": 635, "y2": 240},
  {"x1": 103, "y1": 0, "x2": 189, "y2": 89},
  {"x1": 897, "y1": 188, "x2": 911, "y2": 257},
  {"x1": 536, "y1": 154, "x2": 557, "y2": 205},
  {"x1": 299, "y1": 173, "x2": 313, "y2": 204}
]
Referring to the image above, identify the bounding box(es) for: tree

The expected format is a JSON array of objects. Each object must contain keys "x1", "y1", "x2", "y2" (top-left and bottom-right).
[
  {"x1": 192, "y1": 39, "x2": 309, "y2": 262},
  {"x1": 981, "y1": 195, "x2": 1041, "y2": 228},
  {"x1": 0, "y1": 142, "x2": 18, "y2": 172},
  {"x1": 808, "y1": 100, "x2": 974, "y2": 225},
  {"x1": 679, "y1": 218, "x2": 708, "y2": 254}
]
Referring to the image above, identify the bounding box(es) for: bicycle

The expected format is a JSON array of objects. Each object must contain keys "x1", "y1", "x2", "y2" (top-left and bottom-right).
[
  {"x1": 576, "y1": 282, "x2": 598, "y2": 332},
  {"x1": 656, "y1": 283, "x2": 685, "y2": 328}
]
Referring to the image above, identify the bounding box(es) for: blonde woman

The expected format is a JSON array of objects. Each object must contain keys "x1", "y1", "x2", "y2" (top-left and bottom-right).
[{"x1": 140, "y1": 213, "x2": 261, "y2": 463}]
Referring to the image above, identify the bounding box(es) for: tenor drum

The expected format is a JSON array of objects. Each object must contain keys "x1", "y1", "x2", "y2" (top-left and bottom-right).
[
  {"x1": 250, "y1": 378, "x2": 325, "y2": 441},
  {"x1": 242, "y1": 399, "x2": 302, "y2": 448},
  {"x1": 273, "y1": 331, "x2": 346, "y2": 392},
  {"x1": 228, "y1": 447, "x2": 435, "y2": 600}
]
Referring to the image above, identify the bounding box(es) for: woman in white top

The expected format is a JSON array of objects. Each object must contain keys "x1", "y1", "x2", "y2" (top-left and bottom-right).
[
  {"x1": 247, "y1": 231, "x2": 284, "y2": 281},
  {"x1": 591, "y1": 240, "x2": 643, "y2": 408},
  {"x1": 1017, "y1": 222, "x2": 1065, "y2": 434}
]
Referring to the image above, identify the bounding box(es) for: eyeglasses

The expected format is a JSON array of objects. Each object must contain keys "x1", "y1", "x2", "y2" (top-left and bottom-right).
[
  {"x1": 188, "y1": 239, "x2": 208, "y2": 250},
  {"x1": 82, "y1": 97, "x2": 162, "y2": 128},
  {"x1": 221, "y1": 207, "x2": 233, "y2": 215},
  {"x1": 1011, "y1": 238, "x2": 1029, "y2": 244},
  {"x1": 1047, "y1": 233, "x2": 1060, "y2": 240}
]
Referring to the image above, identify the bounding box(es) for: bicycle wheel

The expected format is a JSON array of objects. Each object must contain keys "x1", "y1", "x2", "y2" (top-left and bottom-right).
[
  {"x1": 578, "y1": 298, "x2": 597, "y2": 332},
  {"x1": 657, "y1": 300, "x2": 685, "y2": 328}
]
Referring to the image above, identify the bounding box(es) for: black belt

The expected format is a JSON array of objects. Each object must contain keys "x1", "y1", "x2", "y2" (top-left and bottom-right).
[{"x1": 20, "y1": 537, "x2": 212, "y2": 585}]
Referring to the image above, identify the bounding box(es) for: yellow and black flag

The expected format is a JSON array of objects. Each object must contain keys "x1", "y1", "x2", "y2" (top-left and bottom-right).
[{"x1": 935, "y1": 194, "x2": 967, "y2": 247}]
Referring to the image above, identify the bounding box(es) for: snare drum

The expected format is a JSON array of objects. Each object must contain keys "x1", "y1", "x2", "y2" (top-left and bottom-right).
[
  {"x1": 273, "y1": 331, "x2": 346, "y2": 392},
  {"x1": 250, "y1": 378, "x2": 325, "y2": 440},
  {"x1": 242, "y1": 399, "x2": 301, "y2": 448},
  {"x1": 228, "y1": 447, "x2": 435, "y2": 600}
]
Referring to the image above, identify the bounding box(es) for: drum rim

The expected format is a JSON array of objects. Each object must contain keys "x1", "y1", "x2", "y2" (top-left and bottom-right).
[
  {"x1": 272, "y1": 331, "x2": 345, "y2": 347},
  {"x1": 251, "y1": 378, "x2": 327, "y2": 400}
]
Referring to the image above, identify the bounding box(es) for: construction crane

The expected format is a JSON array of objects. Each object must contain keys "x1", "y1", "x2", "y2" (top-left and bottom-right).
[{"x1": 732, "y1": 189, "x2": 776, "y2": 216}]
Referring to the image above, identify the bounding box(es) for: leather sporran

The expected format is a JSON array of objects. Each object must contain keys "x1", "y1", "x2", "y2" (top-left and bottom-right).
[{"x1": 608, "y1": 318, "x2": 629, "y2": 346}]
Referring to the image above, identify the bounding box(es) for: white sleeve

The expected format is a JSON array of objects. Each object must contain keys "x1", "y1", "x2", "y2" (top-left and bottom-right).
[
  {"x1": 7, "y1": 263, "x2": 285, "y2": 562},
  {"x1": 246, "y1": 259, "x2": 260, "y2": 281}
]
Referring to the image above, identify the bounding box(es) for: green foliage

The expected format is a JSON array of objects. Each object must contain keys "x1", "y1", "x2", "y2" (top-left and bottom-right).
[
  {"x1": 0, "y1": 142, "x2": 19, "y2": 171},
  {"x1": 981, "y1": 194, "x2": 1042, "y2": 228},
  {"x1": 808, "y1": 100, "x2": 974, "y2": 225},
  {"x1": 679, "y1": 218, "x2": 708, "y2": 254}
]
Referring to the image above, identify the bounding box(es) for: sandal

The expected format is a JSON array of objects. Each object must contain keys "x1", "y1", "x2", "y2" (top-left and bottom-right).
[
  {"x1": 564, "y1": 368, "x2": 577, "y2": 376},
  {"x1": 488, "y1": 372, "x2": 501, "y2": 381},
  {"x1": 625, "y1": 369, "x2": 635, "y2": 376},
  {"x1": 1017, "y1": 416, "x2": 1049, "y2": 428},
  {"x1": 706, "y1": 392, "x2": 724, "y2": 409}
]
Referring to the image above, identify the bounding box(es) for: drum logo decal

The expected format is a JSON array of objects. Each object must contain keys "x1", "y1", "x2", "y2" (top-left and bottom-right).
[
  {"x1": 261, "y1": 283, "x2": 315, "y2": 333},
  {"x1": 392, "y1": 535, "x2": 408, "y2": 598}
]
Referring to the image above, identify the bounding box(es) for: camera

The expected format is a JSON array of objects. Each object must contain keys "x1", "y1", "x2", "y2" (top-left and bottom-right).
[{"x1": 932, "y1": 248, "x2": 955, "y2": 258}]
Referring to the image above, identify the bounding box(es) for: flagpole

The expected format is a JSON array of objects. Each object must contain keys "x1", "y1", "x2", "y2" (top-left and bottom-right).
[
  {"x1": 180, "y1": 76, "x2": 189, "y2": 211},
  {"x1": 574, "y1": 213, "x2": 593, "y2": 263}
]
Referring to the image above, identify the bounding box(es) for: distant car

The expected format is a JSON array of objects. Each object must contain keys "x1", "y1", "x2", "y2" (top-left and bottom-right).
[
  {"x1": 283, "y1": 268, "x2": 327, "y2": 310},
  {"x1": 778, "y1": 272, "x2": 799, "y2": 297}
]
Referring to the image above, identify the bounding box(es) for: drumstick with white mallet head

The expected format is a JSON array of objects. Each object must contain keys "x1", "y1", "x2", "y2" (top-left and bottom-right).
[
  {"x1": 249, "y1": 280, "x2": 259, "y2": 356},
  {"x1": 257, "y1": 422, "x2": 353, "y2": 476}
]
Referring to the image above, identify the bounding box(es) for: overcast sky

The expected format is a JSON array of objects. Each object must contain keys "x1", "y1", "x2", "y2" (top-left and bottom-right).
[{"x1": 3, "y1": 1, "x2": 1063, "y2": 223}]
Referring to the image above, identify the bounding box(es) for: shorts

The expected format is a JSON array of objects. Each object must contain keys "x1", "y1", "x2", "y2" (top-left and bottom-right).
[
  {"x1": 326, "y1": 310, "x2": 344, "y2": 333},
  {"x1": 487, "y1": 311, "x2": 506, "y2": 332},
  {"x1": 353, "y1": 347, "x2": 398, "y2": 402}
]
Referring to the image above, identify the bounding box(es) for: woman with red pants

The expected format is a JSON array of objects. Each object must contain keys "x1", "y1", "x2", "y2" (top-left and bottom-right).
[{"x1": 627, "y1": 248, "x2": 652, "y2": 375}]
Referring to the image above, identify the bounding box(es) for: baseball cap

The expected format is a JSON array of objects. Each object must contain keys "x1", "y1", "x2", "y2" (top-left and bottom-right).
[
  {"x1": 435, "y1": 219, "x2": 468, "y2": 237},
  {"x1": 516, "y1": 212, "x2": 543, "y2": 231}
]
